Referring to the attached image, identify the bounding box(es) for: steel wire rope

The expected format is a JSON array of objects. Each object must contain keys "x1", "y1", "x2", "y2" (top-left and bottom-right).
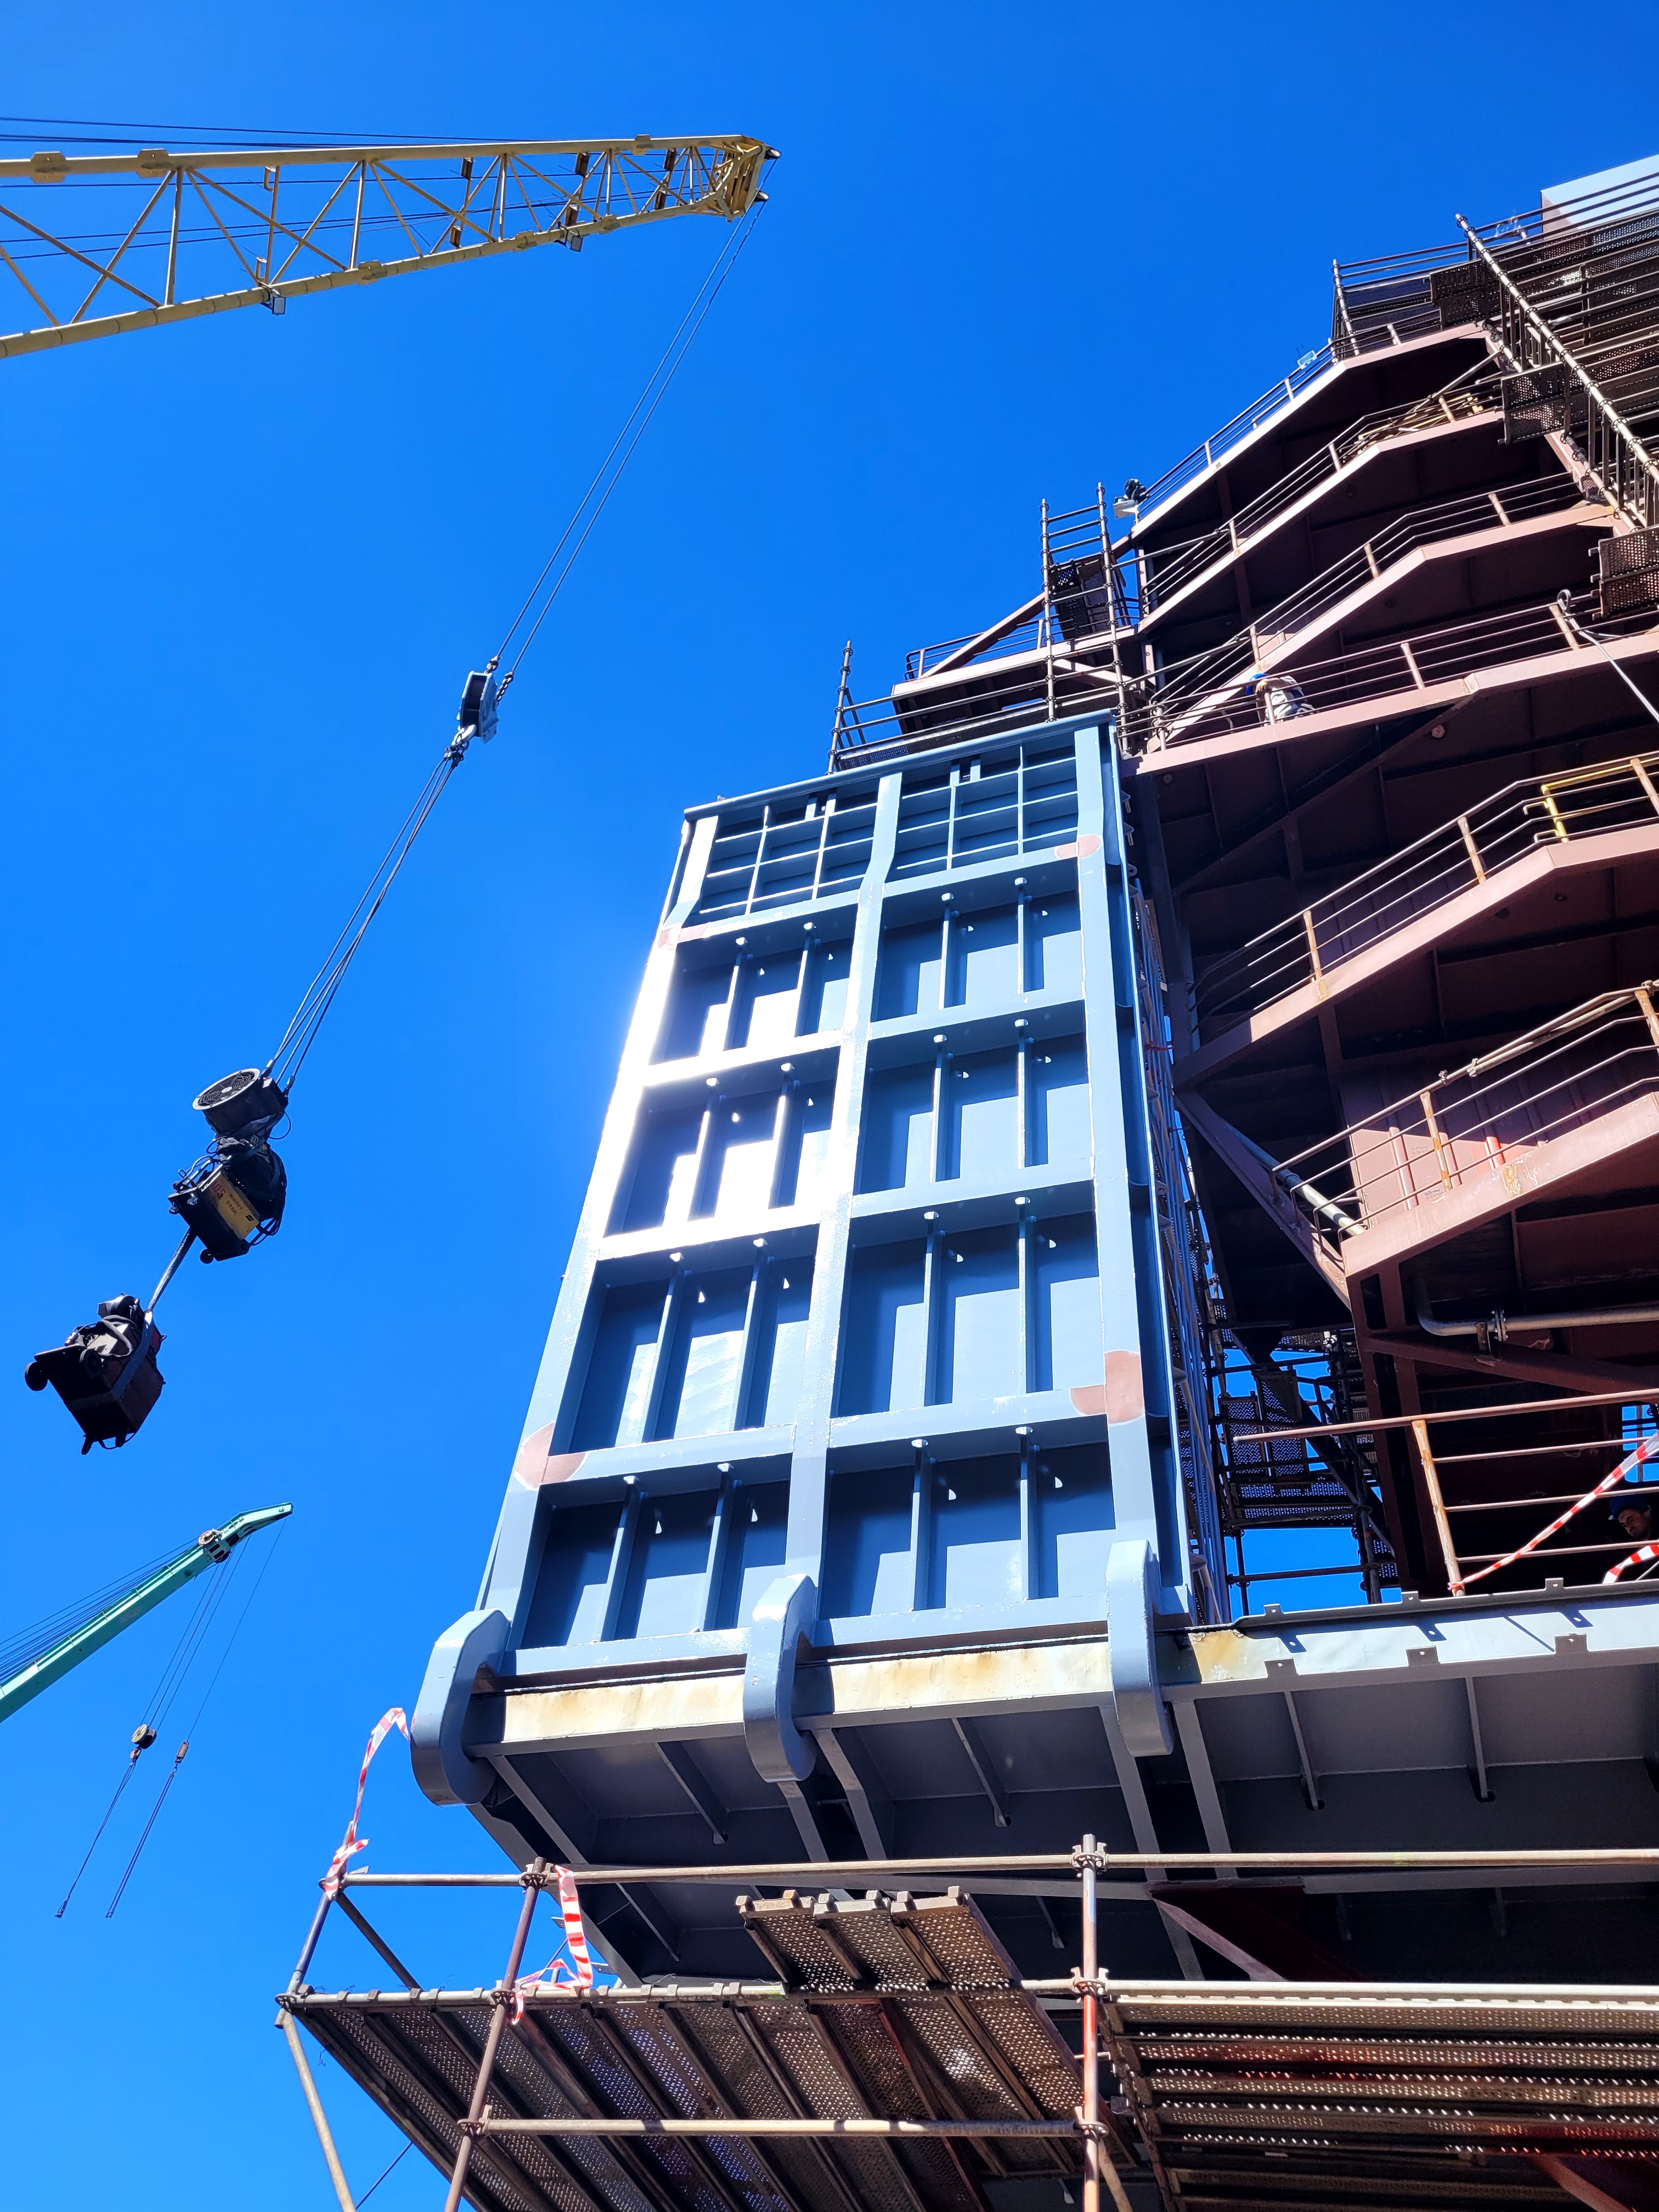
[
  {"x1": 0, "y1": 112, "x2": 484, "y2": 146},
  {"x1": 490, "y1": 205, "x2": 760, "y2": 676},
  {"x1": 267, "y1": 746, "x2": 462, "y2": 1094},
  {"x1": 103, "y1": 1517, "x2": 287, "y2": 1916},
  {"x1": 54, "y1": 1538, "x2": 245, "y2": 1916},
  {"x1": 0, "y1": 1545, "x2": 176, "y2": 1683},
  {"x1": 353, "y1": 2143, "x2": 413, "y2": 2207},
  {"x1": 255, "y1": 201, "x2": 763, "y2": 1101}
]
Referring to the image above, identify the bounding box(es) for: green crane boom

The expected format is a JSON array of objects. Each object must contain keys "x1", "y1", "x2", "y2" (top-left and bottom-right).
[{"x1": 0, "y1": 1503, "x2": 291, "y2": 1726}]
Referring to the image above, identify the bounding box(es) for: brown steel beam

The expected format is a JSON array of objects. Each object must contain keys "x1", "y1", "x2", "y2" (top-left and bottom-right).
[
  {"x1": 471, "y1": 2117, "x2": 1077, "y2": 2137},
  {"x1": 1372, "y1": 1329, "x2": 1659, "y2": 1398}
]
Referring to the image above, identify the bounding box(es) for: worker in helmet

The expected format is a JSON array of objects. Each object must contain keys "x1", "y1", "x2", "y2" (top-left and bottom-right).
[
  {"x1": 1248, "y1": 668, "x2": 1314, "y2": 723},
  {"x1": 1612, "y1": 1492, "x2": 1657, "y2": 1545}
]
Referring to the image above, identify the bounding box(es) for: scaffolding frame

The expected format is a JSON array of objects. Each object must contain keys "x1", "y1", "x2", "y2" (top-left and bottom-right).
[{"x1": 283, "y1": 1837, "x2": 1659, "y2": 2212}]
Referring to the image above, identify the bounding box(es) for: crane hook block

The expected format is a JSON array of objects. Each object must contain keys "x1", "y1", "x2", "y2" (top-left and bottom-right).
[
  {"x1": 24, "y1": 1297, "x2": 166, "y2": 1454},
  {"x1": 458, "y1": 669, "x2": 499, "y2": 743}
]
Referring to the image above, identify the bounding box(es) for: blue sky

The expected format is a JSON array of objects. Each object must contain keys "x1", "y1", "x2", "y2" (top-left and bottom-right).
[{"x1": 0, "y1": 3, "x2": 1651, "y2": 2202}]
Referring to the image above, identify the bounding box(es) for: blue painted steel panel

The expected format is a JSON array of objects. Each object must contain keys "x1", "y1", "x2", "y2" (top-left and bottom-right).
[
  {"x1": 859, "y1": 1066, "x2": 935, "y2": 1192},
  {"x1": 712, "y1": 1482, "x2": 789, "y2": 1626},
  {"x1": 1034, "y1": 1217, "x2": 1104, "y2": 1391},
  {"x1": 874, "y1": 921, "x2": 944, "y2": 1019},
  {"x1": 618, "y1": 1491, "x2": 716, "y2": 1637},
  {"x1": 946, "y1": 906, "x2": 1019, "y2": 1006},
  {"x1": 730, "y1": 953, "x2": 802, "y2": 1050},
  {"x1": 618, "y1": 1108, "x2": 701, "y2": 1232},
  {"x1": 944, "y1": 1052, "x2": 1018, "y2": 1182},
  {"x1": 839, "y1": 1241, "x2": 927, "y2": 1413},
  {"x1": 661, "y1": 1269, "x2": 749, "y2": 1438},
  {"x1": 756, "y1": 1267, "x2": 813, "y2": 1429},
  {"x1": 822, "y1": 1467, "x2": 916, "y2": 1617},
  {"x1": 416, "y1": 714, "x2": 1226, "y2": 1878},
  {"x1": 1026, "y1": 895, "x2": 1082, "y2": 995},
  {"x1": 929, "y1": 1456, "x2": 1022, "y2": 1609},
  {"x1": 572, "y1": 1282, "x2": 664, "y2": 1448},
  {"x1": 1029, "y1": 1040, "x2": 1091, "y2": 1168},
  {"x1": 520, "y1": 1501, "x2": 620, "y2": 1645},
  {"x1": 935, "y1": 1227, "x2": 1021, "y2": 1402}
]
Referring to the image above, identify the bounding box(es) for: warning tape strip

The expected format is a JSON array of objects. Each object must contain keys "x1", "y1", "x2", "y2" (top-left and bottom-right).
[
  {"x1": 1459, "y1": 1434, "x2": 1659, "y2": 1589},
  {"x1": 321, "y1": 1706, "x2": 410, "y2": 1897},
  {"x1": 1605, "y1": 1539, "x2": 1659, "y2": 1584},
  {"x1": 511, "y1": 1868, "x2": 595, "y2": 2017}
]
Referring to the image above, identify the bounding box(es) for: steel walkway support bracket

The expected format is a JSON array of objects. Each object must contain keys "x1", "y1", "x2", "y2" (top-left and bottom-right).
[
  {"x1": 743, "y1": 1572, "x2": 818, "y2": 1784},
  {"x1": 1107, "y1": 1541, "x2": 1172, "y2": 1757},
  {"x1": 412, "y1": 1609, "x2": 508, "y2": 1807}
]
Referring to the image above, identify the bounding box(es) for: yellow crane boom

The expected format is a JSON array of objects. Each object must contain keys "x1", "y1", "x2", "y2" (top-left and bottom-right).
[{"x1": 0, "y1": 132, "x2": 772, "y2": 359}]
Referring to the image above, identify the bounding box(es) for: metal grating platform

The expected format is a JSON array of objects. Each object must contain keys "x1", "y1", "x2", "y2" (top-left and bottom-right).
[
  {"x1": 286, "y1": 1889, "x2": 1102, "y2": 2212},
  {"x1": 1099, "y1": 1979, "x2": 1659, "y2": 2211}
]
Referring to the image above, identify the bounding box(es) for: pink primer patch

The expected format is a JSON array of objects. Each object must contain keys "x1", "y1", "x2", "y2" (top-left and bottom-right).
[{"x1": 1070, "y1": 1353, "x2": 1144, "y2": 1426}]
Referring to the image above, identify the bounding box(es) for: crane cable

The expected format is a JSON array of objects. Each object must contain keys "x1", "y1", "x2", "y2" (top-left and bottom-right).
[
  {"x1": 258, "y1": 202, "x2": 764, "y2": 1104},
  {"x1": 53, "y1": 1517, "x2": 286, "y2": 1915},
  {"x1": 54, "y1": 1548, "x2": 242, "y2": 1915},
  {"x1": 103, "y1": 1514, "x2": 286, "y2": 1917}
]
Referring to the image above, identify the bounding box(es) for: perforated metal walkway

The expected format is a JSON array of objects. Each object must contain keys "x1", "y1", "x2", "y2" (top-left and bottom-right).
[{"x1": 1099, "y1": 1979, "x2": 1659, "y2": 2211}]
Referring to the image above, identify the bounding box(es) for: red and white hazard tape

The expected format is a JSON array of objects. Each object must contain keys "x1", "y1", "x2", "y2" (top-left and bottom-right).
[
  {"x1": 321, "y1": 1706, "x2": 410, "y2": 1897},
  {"x1": 1459, "y1": 1433, "x2": 1659, "y2": 1590},
  {"x1": 511, "y1": 1867, "x2": 595, "y2": 2017},
  {"x1": 1605, "y1": 1539, "x2": 1659, "y2": 1584}
]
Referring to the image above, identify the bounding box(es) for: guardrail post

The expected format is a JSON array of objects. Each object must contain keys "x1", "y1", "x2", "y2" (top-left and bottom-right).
[
  {"x1": 1301, "y1": 910, "x2": 1326, "y2": 997},
  {"x1": 1412, "y1": 1419, "x2": 1465, "y2": 1594},
  {"x1": 1420, "y1": 1091, "x2": 1454, "y2": 1193},
  {"x1": 443, "y1": 1863, "x2": 545, "y2": 2212},
  {"x1": 1457, "y1": 815, "x2": 1487, "y2": 883}
]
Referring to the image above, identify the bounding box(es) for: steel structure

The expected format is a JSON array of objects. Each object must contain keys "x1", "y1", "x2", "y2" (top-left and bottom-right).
[
  {"x1": 0, "y1": 132, "x2": 771, "y2": 357},
  {"x1": 315, "y1": 153, "x2": 1659, "y2": 2209}
]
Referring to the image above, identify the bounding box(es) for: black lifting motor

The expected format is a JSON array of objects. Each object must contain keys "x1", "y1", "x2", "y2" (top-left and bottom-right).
[
  {"x1": 24, "y1": 1069, "x2": 289, "y2": 1452},
  {"x1": 170, "y1": 1068, "x2": 290, "y2": 1261}
]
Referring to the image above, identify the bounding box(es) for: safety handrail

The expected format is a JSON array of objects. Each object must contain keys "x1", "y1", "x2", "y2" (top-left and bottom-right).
[
  {"x1": 1267, "y1": 982, "x2": 1659, "y2": 1251},
  {"x1": 1154, "y1": 473, "x2": 1593, "y2": 719},
  {"x1": 1127, "y1": 590, "x2": 1644, "y2": 755},
  {"x1": 1127, "y1": 296, "x2": 1473, "y2": 529},
  {"x1": 1193, "y1": 751, "x2": 1659, "y2": 1037},
  {"x1": 1463, "y1": 216, "x2": 1659, "y2": 529},
  {"x1": 1124, "y1": 346, "x2": 1339, "y2": 525},
  {"x1": 828, "y1": 649, "x2": 1118, "y2": 772},
  {"x1": 1136, "y1": 374, "x2": 1502, "y2": 619},
  {"x1": 901, "y1": 367, "x2": 1504, "y2": 687}
]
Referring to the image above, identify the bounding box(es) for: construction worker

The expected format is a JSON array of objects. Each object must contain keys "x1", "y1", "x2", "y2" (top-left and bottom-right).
[
  {"x1": 1612, "y1": 1492, "x2": 1657, "y2": 1545},
  {"x1": 1249, "y1": 668, "x2": 1313, "y2": 723}
]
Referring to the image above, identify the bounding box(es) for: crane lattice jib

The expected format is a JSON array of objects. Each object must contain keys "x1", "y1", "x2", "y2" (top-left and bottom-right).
[{"x1": 0, "y1": 134, "x2": 772, "y2": 359}]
